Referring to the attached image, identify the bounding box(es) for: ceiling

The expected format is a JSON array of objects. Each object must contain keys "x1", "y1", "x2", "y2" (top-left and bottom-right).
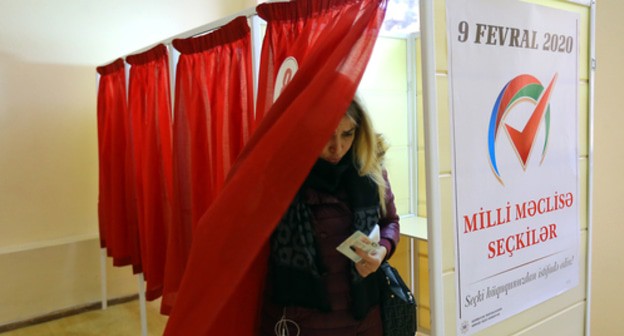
[{"x1": 0, "y1": 0, "x2": 253, "y2": 66}]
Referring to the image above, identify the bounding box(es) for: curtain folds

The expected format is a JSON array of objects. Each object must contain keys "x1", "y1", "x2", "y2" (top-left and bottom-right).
[
  {"x1": 161, "y1": 16, "x2": 254, "y2": 315},
  {"x1": 96, "y1": 59, "x2": 142, "y2": 272},
  {"x1": 126, "y1": 44, "x2": 174, "y2": 301},
  {"x1": 164, "y1": 1, "x2": 387, "y2": 334}
]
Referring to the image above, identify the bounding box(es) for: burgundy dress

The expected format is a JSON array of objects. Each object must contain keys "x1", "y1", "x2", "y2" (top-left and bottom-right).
[{"x1": 260, "y1": 175, "x2": 400, "y2": 336}]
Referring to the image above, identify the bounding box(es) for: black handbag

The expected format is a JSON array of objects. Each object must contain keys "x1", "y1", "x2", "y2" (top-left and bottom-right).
[{"x1": 379, "y1": 262, "x2": 417, "y2": 336}]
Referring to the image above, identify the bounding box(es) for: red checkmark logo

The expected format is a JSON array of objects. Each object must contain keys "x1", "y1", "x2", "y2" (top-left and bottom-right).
[{"x1": 504, "y1": 74, "x2": 557, "y2": 168}]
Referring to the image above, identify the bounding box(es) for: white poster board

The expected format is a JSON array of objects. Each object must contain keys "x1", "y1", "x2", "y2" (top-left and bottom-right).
[{"x1": 446, "y1": 0, "x2": 580, "y2": 334}]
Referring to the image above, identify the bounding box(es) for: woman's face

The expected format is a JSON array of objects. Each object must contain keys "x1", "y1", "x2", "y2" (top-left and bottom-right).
[{"x1": 319, "y1": 115, "x2": 357, "y2": 164}]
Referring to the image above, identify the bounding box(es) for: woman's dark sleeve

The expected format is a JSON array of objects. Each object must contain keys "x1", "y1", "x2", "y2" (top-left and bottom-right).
[{"x1": 378, "y1": 169, "x2": 400, "y2": 260}]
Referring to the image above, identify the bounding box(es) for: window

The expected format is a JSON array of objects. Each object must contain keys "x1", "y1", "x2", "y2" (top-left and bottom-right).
[{"x1": 359, "y1": 0, "x2": 425, "y2": 234}]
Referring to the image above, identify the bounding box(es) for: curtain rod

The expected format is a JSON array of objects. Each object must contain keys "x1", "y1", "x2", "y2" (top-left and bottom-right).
[{"x1": 100, "y1": 6, "x2": 258, "y2": 67}]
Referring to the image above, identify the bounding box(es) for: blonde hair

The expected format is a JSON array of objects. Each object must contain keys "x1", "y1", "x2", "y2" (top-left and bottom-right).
[{"x1": 345, "y1": 98, "x2": 388, "y2": 214}]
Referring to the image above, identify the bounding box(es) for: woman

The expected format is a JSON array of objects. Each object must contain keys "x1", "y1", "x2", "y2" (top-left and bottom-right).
[{"x1": 260, "y1": 98, "x2": 401, "y2": 336}]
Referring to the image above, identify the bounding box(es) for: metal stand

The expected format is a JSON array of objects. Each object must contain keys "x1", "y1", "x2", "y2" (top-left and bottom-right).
[
  {"x1": 137, "y1": 273, "x2": 148, "y2": 336},
  {"x1": 100, "y1": 248, "x2": 108, "y2": 310}
]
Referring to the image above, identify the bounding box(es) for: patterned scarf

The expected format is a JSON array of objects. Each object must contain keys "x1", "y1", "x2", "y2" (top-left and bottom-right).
[{"x1": 270, "y1": 149, "x2": 380, "y2": 312}]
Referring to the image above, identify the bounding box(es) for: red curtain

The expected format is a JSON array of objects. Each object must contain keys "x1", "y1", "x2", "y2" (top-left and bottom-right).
[
  {"x1": 161, "y1": 16, "x2": 254, "y2": 315},
  {"x1": 96, "y1": 59, "x2": 142, "y2": 271},
  {"x1": 164, "y1": 0, "x2": 387, "y2": 335},
  {"x1": 126, "y1": 44, "x2": 174, "y2": 301}
]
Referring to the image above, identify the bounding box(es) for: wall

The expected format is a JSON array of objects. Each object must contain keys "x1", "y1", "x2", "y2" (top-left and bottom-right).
[
  {"x1": 0, "y1": 53, "x2": 118, "y2": 326},
  {"x1": 432, "y1": 0, "x2": 591, "y2": 335},
  {"x1": 0, "y1": 0, "x2": 253, "y2": 327},
  {"x1": 591, "y1": 0, "x2": 624, "y2": 334}
]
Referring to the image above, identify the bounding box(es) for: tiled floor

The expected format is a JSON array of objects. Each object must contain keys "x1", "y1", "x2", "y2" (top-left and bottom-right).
[
  {"x1": 1, "y1": 299, "x2": 167, "y2": 336},
  {"x1": 1, "y1": 300, "x2": 429, "y2": 335}
]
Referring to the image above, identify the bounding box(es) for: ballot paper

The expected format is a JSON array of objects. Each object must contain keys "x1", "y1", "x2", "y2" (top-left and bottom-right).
[{"x1": 336, "y1": 224, "x2": 380, "y2": 262}]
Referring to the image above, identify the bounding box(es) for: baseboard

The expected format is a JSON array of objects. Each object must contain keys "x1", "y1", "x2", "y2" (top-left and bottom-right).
[{"x1": 0, "y1": 295, "x2": 138, "y2": 333}]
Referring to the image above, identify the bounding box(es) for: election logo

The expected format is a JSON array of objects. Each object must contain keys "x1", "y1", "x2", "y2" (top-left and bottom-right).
[
  {"x1": 273, "y1": 56, "x2": 299, "y2": 102},
  {"x1": 487, "y1": 73, "x2": 558, "y2": 184}
]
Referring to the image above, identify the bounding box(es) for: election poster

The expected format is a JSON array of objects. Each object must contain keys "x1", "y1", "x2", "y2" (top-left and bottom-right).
[{"x1": 446, "y1": 0, "x2": 580, "y2": 334}]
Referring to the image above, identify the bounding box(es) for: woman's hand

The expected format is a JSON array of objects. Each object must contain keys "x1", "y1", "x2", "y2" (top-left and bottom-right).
[{"x1": 353, "y1": 242, "x2": 387, "y2": 278}]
